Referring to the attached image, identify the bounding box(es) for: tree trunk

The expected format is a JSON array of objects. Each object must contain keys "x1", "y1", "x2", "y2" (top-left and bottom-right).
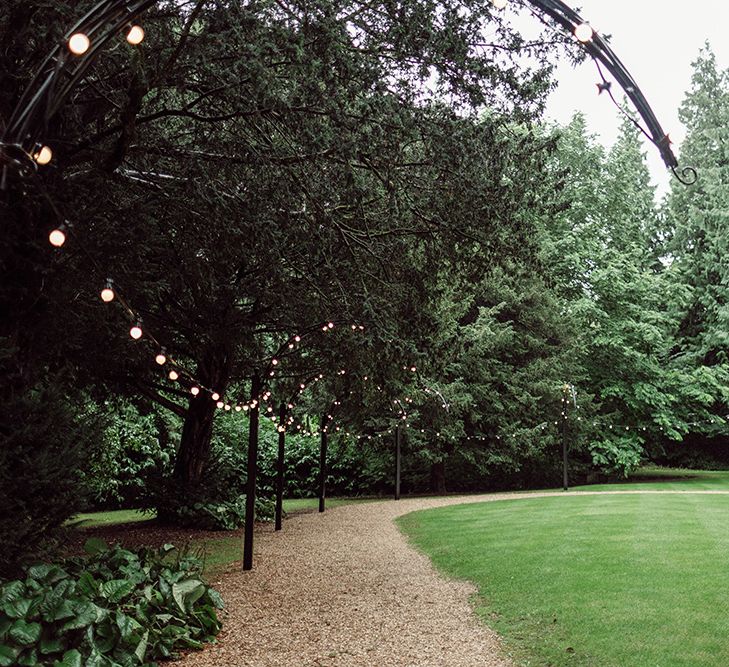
[
  {"x1": 430, "y1": 460, "x2": 447, "y2": 495},
  {"x1": 173, "y1": 346, "x2": 231, "y2": 487}
]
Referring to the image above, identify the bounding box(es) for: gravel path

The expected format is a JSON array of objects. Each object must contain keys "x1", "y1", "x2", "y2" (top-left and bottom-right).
[{"x1": 174, "y1": 490, "x2": 729, "y2": 667}]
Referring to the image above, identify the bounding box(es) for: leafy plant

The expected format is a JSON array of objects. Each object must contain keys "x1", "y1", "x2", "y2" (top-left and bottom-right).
[{"x1": 0, "y1": 539, "x2": 223, "y2": 666}]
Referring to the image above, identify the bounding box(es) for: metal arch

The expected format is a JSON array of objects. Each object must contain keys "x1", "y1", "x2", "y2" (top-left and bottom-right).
[
  {"x1": 1, "y1": 0, "x2": 156, "y2": 168},
  {"x1": 524, "y1": 0, "x2": 686, "y2": 174},
  {"x1": 0, "y1": 0, "x2": 694, "y2": 182}
]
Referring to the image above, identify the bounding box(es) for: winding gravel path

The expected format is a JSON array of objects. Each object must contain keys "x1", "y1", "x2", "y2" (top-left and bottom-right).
[{"x1": 174, "y1": 490, "x2": 729, "y2": 667}]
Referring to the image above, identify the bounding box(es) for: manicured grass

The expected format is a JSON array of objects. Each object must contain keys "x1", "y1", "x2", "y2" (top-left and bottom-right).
[
  {"x1": 68, "y1": 508, "x2": 154, "y2": 528},
  {"x1": 572, "y1": 466, "x2": 729, "y2": 492},
  {"x1": 399, "y1": 487, "x2": 729, "y2": 667}
]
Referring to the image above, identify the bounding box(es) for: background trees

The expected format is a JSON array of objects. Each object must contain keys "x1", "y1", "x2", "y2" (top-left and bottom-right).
[{"x1": 3, "y1": 0, "x2": 729, "y2": 568}]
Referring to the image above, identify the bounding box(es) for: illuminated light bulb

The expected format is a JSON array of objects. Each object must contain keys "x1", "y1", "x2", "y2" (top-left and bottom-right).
[
  {"x1": 322, "y1": 325, "x2": 328, "y2": 332},
  {"x1": 191, "y1": 386, "x2": 200, "y2": 396},
  {"x1": 155, "y1": 350, "x2": 167, "y2": 365},
  {"x1": 126, "y1": 25, "x2": 145, "y2": 45},
  {"x1": 242, "y1": 405, "x2": 249, "y2": 411},
  {"x1": 328, "y1": 322, "x2": 334, "y2": 329},
  {"x1": 351, "y1": 324, "x2": 357, "y2": 330},
  {"x1": 267, "y1": 406, "x2": 273, "y2": 413},
  {"x1": 278, "y1": 426, "x2": 285, "y2": 433},
  {"x1": 300, "y1": 383, "x2": 305, "y2": 389},
  {"x1": 100, "y1": 280, "x2": 115, "y2": 302},
  {"x1": 235, "y1": 405, "x2": 242, "y2": 412},
  {"x1": 216, "y1": 401, "x2": 224, "y2": 409},
  {"x1": 130, "y1": 322, "x2": 143, "y2": 340},
  {"x1": 410, "y1": 366, "x2": 416, "y2": 372},
  {"x1": 212, "y1": 392, "x2": 220, "y2": 401},
  {"x1": 49, "y1": 227, "x2": 66, "y2": 247},
  {"x1": 288, "y1": 403, "x2": 293, "y2": 409},
  {"x1": 251, "y1": 400, "x2": 258, "y2": 407},
  {"x1": 491, "y1": 0, "x2": 508, "y2": 8},
  {"x1": 68, "y1": 33, "x2": 90, "y2": 55},
  {"x1": 358, "y1": 325, "x2": 364, "y2": 330},
  {"x1": 168, "y1": 370, "x2": 179, "y2": 381},
  {"x1": 272, "y1": 358, "x2": 278, "y2": 366},
  {"x1": 34, "y1": 145, "x2": 53, "y2": 165},
  {"x1": 294, "y1": 335, "x2": 301, "y2": 342},
  {"x1": 288, "y1": 343, "x2": 294, "y2": 349},
  {"x1": 224, "y1": 404, "x2": 231, "y2": 411},
  {"x1": 574, "y1": 22, "x2": 594, "y2": 43},
  {"x1": 269, "y1": 371, "x2": 275, "y2": 377}
]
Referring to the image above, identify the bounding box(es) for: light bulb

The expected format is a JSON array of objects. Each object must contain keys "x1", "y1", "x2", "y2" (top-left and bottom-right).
[
  {"x1": 100, "y1": 281, "x2": 115, "y2": 302},
  {"x1": 211, "y1": 392, "x2": 220, "y2": 401},
  {"x1": 216, "y1": 401, "x2": 224, "y2": 409},
  {"x1": 68, "y1": 33, "x2": 90, "y2": 55},
  {"x1": 130, "y1": 323, "x2": 143, "y2": 340},
  {"x1": 155, "y1": 351, "x2": 166, "y2": 365},
  {"x1": 126, "y1": 25, "x2": 145, "y2": 45},
  {"x1": 491, "y1": 0, "x2": 508, "y2": 8},
  {"x1": 294, "y1": 335, "x2": 301, "y2": 342},
  {"x1": 243, "y1": 405, "x2": 249, "y2": 411},
  {"x1": 191, "y1": 386, "x2": 200, "y2": 396},
  {"x1": 277, "y1": 426, "x2": 285, "y2": 433},
  {"x1": 410, "y1": 366, "x2": 416, "y2": 372},
  {"x1": 224, "y1": 404, "x2": 231, "y2": 411},
  {"x1": 272, "y1": 358, "x2": 278, "y2": 366},
  {"x1": 49, "y1": 228, "x2": 66, "y2": 247},
  {"x1": 328, "y1": 322, "x2": 334, "y2": 329},
  {"x1": 574, "y1": 22, "x2": 593, "y2": 43},
  {"x1": 235, "y1": 406, "x2": 242, "y2": 412},
  {"x1": 34, "y1": 146, "x2": 53, "y2": 165},
  {"x1": 169, "y1": 370, "x2": 179, "y2": 381}
]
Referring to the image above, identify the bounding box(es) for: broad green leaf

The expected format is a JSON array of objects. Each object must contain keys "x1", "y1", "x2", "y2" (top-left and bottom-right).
[
  {"x1": 53, "y1": 648, "x2": 82, "y2": 667},
  {"x1": 0, "y1": 645, "x2": 18, "y2": 667},
  {"x1": 84, "y1": 538, "x2": 108, "y2": 556},
  {"x1": 39, "y1": 636, "x2": 65, "y2": 655},
  {"x1": 60, "y1": 601, "x2": 101, "y2": 631},
  {"x1": 0, "y1": 582, "x2": 24, "y2": 605},
  {"x1": 8, "y1": 619, "x2": 41, "y2": 646},
  {"x1": 2, "y1": 597, "x2": 33, "y2": 619},
  {"x1": 100, "y1": 579, "x2": 134, "y2": 603},
  {"x1": 115, "y1": 611, "x2": 142, "y2": 640},
  {"x1": 171, "y1": 580, "x2": 205, "y2": 613}
]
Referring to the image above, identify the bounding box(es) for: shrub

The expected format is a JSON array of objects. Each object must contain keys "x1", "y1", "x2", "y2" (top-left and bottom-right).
[
  {"x1": 0, "y1": 382, "x2": 105, "y2": 577},
  {"x1": 0, "y1": 539, "x2": 223, "y2": 666}
]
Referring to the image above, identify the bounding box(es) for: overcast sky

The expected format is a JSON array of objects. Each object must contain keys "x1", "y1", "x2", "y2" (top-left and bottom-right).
[{"x1": 514, "y1": 1, "x2": 729, "y2": 196}]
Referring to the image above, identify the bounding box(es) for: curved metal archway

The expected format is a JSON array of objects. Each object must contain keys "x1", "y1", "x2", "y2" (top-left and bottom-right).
[{"x1": 0, "y1": 0, "x2": 694, "y2": 183}]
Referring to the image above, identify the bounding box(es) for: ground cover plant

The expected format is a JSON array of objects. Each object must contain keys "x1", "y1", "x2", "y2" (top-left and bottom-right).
[
  {"x1": 399, "y1": 475, "x2": 729, "y2": 667},
  {"x1": 0, "y1": 539, "x2": 222, "y2": 666}
]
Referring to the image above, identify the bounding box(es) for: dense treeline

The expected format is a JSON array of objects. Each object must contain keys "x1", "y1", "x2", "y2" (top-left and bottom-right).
[{"x1": 2, "y1": 1, "x2": 728, "y2": 573}]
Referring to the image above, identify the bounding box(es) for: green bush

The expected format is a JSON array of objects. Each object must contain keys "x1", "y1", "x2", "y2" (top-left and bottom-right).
[
  {"x1": 81, "y1": 401, "x2": 177, "y2": 510},
  {"x1": 0, "y1": 382, "x2": 105, "y2": 577},
  {"x1": 0, "y1": 539, "x2": 222, "y2": 666}
]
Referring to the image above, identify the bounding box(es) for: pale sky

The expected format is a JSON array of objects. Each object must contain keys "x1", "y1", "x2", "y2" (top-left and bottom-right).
[{"x1": 512, "y1": 1, "x2": 729, "y2": 197}]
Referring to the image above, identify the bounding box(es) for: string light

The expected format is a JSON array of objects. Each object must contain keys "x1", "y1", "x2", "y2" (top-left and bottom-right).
[
  {"x1": 100, "y1": 279, "x2": 115, "y2": 303},
  {"x1": 190, "y1": 386, "x2": 200, "y2": 396},
  {"x1": 491, "y1": 0, "x2": 508, "y2": 8},
  {"x1": 126, "y1": 25, "x2": 145, "y2": 45},
  {"x1": 574, "y1": 22, "x2": 594, "y2": 43},
  {"x1": 68, "y1": 33, "x2": 90, "y2": 55},
  {"x1": 216, "y1": 401, "x2": 224, "y2": 409},
  {"x1": 33, "y1": 145, "x2": 52, "y2": 165},
  {"x1": 129, "y1": 321, "x2": 143, "y2": 340},
  {"x1": 49, "y1": 226, "x2": 66, "y2": 247},
  {"x1": 168, "y1": 369, "x2": 179, "y2": 381},
  {"x1": 211, "y1": 392, "x2": 220, "y2": 401},
  {"x1": 155, "y1": 348, "x2": 167, "y2": 365}
]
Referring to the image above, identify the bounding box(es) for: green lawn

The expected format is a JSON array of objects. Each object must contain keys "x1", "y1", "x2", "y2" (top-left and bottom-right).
[
  {"x1": 68, "y1": 508, "x2": 154, "y2": 528},
  {"x1": 399, "y1": 481, "x2": 729, "y2": 667}
]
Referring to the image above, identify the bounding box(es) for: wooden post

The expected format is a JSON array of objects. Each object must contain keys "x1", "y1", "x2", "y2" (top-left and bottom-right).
[
  {"x1": 562, "y1": 387, "x2": 569, "y2": 492},
  {"x1": 275, "y1": 402, "x2": 286, "y2": 531},
  {"x1": 243, "y1": 374, "x2": 261, "y2": 571},
  {"x1": 319, "y1": 414, "x2": 328, "y2": 513},
  {"x1": 395, "y1": 425, "x2": 402, "y2": 500}
]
